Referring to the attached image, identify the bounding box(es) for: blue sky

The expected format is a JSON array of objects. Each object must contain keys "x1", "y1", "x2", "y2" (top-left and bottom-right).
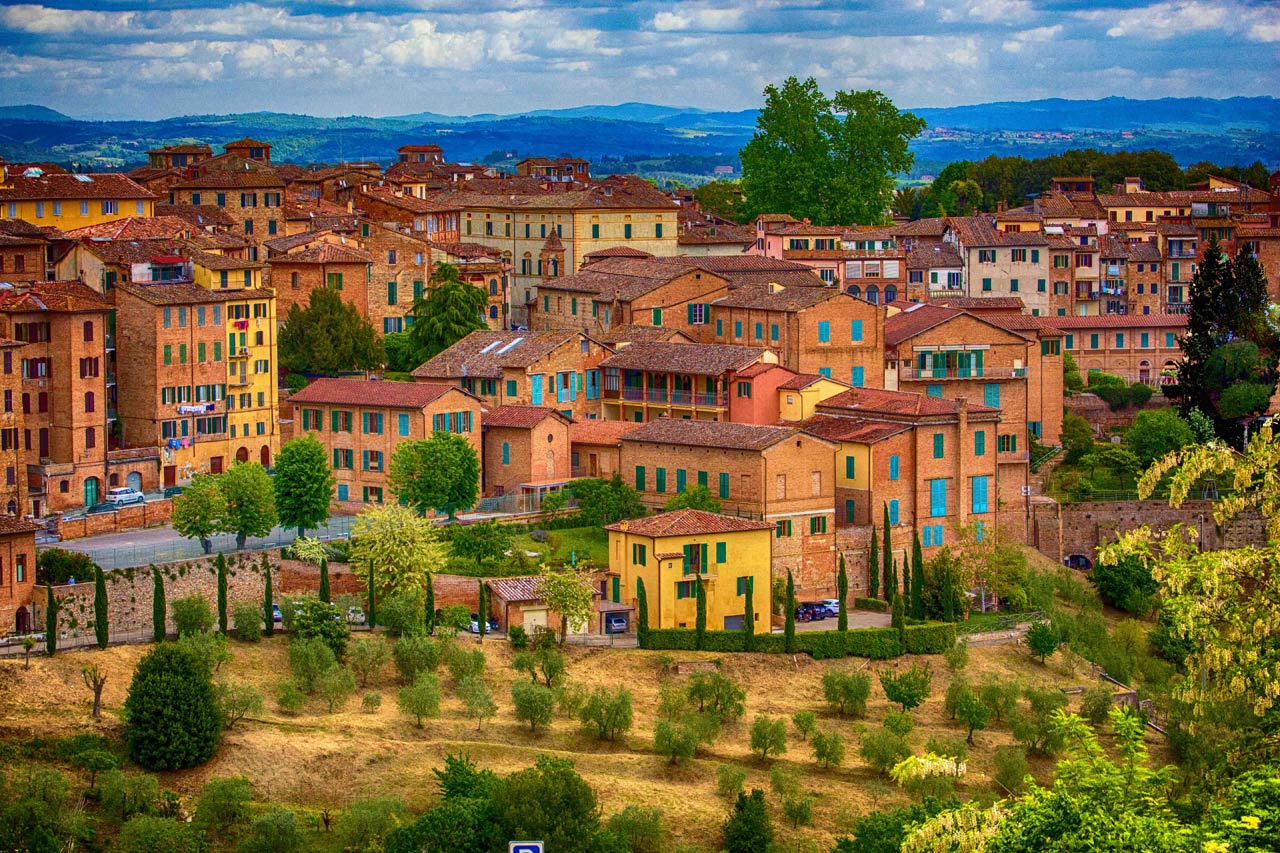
[{"x1": 0, "y1": 0, "x2": 1277, "y2": 119}]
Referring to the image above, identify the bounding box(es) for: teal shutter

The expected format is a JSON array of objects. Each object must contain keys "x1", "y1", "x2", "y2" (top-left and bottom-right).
[
  {"x1": 983, "y1": 383, "x2": 1000, "y2": 408},
  {"x1": 715, "y1": 542, "x2": 726, "y2": 563},
  {"x1": 888, "y1": 456, "x2": 899, "y2": 480},
  {"x1": 845, "y1": 456, "x2": 855, "y2": 479},
  {"x1": 850, "y1": 320, "x2": 863, "y2": 341},
  {"x1": 817, "y1": 321, "x2": 830, "y2": 342},
  {"x1": 676, "y1": 469, "x2": 687, "y2": 493},
  {"x1": 718, "y1": 473, "x2": 729, "y2": 499},
  {"x1": 974, "y1": 430, "x2": 985, "y2": 456},
  {"x1": 933, "y1": 433, "x2": 944, "y2": 459},
  {"x1": 635, "y1": 466, "x2": 646, "y2": 491},
  {"x1": 851, "y1": 366, "x2": 865, "y2": 387}
]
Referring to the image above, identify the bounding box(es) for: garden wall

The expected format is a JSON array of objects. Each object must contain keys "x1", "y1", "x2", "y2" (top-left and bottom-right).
[
  {"x1": 55, "y1": 500, "x2": 175, "y2": 540},
  {"x1": 1032, "y1": 498, "x2": 1267, "y2": 567},
  {"x1": 1065, "y1": 392, "x2": 1170, "y2": 433},
  {"x1": 639, "y1": 623, "x2": 955, "y2": 660}
]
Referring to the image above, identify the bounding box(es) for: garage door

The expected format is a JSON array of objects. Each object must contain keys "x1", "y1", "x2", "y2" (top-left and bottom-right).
[
  {"x1": 723, "y1": 615, "x2": 745, "y2": 631},
  {"x1": 522, "y1": 607, "x2": 548, "y2": 632}
]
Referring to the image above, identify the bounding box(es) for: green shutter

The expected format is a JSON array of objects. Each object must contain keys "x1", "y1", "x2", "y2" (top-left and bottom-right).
[{"x1": 715, "y1": 542, "x2": 726, "y2": 563}]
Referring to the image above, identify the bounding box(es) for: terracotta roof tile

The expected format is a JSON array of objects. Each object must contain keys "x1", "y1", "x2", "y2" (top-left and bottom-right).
[
  {"x1": 796, "y1": 414, "x2": 911, "y2": 443},
  {"x1": 275, "y1": 243, "x2": 372, "y2": 264},
  {"x1": 777, "y1": 373, "x2": 845, "y2": 391},
  {"x1": 170, "y1": 171, "x2": 285, "y2": 190},
  {"x1": 892, "y1": 217, "x2": 947, "y2": 237},
  {"x1": 946, "y1": 215, "x2": 1047, "y2": 248},
  {"x1": 906, "y1": 244, "x2": 963, "y2": 269},
  {"x1": 597, "y1": 324, "x2": 693, "y2": 345},
  {"x1": 621, "y1": 419, "x2": 810, "y2": 451},
  {"x1": 816, "y1": 387, "x2": 998, "y2": 421},
  {"x1": 482, "y1": 405, "x2": 569, "y2": 429},
  {"x1": 603, "y1": 509, "x2": 773, "y2": 536},
  {"x1": 713, "y1": 284, "x2": 841, "y2": 311},
  {"x1": 0, "y1": 515, "x2": 43, "y2": 535},
  {"x1": 116, "y1": 282, "x2": 272, "y2": 305},
  {"x1": 0, "y1": 281, "x2": 112, "y2": 314},
  {"x1": 884, "y1": 303, "x2": 963, "y2": 346},
  {"x1": 1046, "y1": 314, "x2": 1189, "y2": 329},
  {"x1": 569, "y1": 419, "x2": 640, "y2": 446},
  {"x1": 412, "y1": 330, "x2": 594, "y2": 379},
  {"x1": 155, "y1": 204, "x2": 236, "y2": 229},
  {"x1": 930, "y1": 296, "x2": 1025, "y2": 311},
  {"x1": 0, "y1": 172, "x2": 156, "y2": 201},
  {"x1": 658, "y1": 255, "x2": 814, "y2": 273},
  {"x1": 599, "y1": 341, "x2": 767, "y2": 376},
  {"x1": 289, "y1": 378, "x2": 463, "y2": 408},
  {"x1": 486, "y1": 573, "x2": 596, "y2": 603},
  {"x1": 582, "y1": 246, "x2": 654, "y2": 260}
]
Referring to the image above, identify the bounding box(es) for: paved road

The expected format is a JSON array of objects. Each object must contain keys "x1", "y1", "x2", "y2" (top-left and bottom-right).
[{"x1": 796, "y1": 611, "x2": 892, "y2": 630}]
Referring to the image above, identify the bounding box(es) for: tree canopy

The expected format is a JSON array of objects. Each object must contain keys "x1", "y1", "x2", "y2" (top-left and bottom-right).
[
  {"x1": 388, "y1": 433, "x2": 480, "y2": 518},
  {"x1": 407, "y1": 263, "x2": 487, "y2": 365},
  {"x1": 569, "y1": 474, "x2": 645, "y2": 527},
  {"x1": 350, "y1": 503, "x2": 445, "y2": 595},
  {"x1": 218, "y1": 463, "x2": 277, "y2": 550},
  {"x1": 278, "y1": 287, "x2": 384, "y2": 376},
  {"x1": 740, "y1": 77, "x2": 924, "y2": 225},
  {"x1": 273, "y1": 435, "x2": 335, "y2": 536}
]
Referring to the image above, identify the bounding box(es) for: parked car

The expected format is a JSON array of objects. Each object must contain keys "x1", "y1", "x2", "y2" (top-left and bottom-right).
[
  {"x1": 105, "y1": 487, "x2": 145, "y2": 506},
  {"x1": 271, "y1": 603, "x2": 283, "y2": 624},
  {"x1": 467, "y1": 614, "x2": 500, "y2": 633},
  {"x1": 346, "y1": 606, "x2": 366, "y2": 625},
  {"x1": 794, "y1": 603, "x2": 820, "y2": 622},
  {"x1": 162, "y1": 485, "x2": 184, "y2": 499},
  {"x1": 819, "y1": 599, "x2": 841, "y2": 614},
  {"x1": 605, "y1": 614, "x2": 629, "y2": 634}
]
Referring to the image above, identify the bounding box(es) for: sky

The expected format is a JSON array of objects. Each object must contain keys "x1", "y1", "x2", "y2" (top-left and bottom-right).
[{"x1": 0, "y1": 0, "x2": 1277, "y2": 120}]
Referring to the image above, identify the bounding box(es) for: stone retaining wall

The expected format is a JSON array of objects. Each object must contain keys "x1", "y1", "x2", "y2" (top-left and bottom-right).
[{"x1": 56, "y1": 500, "x2": 175, "y2": 540}]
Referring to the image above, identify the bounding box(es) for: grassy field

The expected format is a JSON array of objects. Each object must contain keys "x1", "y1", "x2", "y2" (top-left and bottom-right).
[
  {"x1": 506, "y1": 525, "x2": 611, "y2": 568},
  {"x1": 0, "y1": 621, "x2": 1168, "y2": 852}
]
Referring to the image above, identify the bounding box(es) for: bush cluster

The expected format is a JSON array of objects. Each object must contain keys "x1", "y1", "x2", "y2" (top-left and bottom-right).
[
  {"x1": 640, "y1": 623, "x2": 954, "y2": 660},
  {"x1": 853, "y1": 597, "x2": 889, "y2": 613}
]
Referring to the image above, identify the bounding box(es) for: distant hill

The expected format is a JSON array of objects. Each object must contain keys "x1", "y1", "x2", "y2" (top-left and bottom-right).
[{"x1": 1, "y1": 97, "x2": 1274, "y2": 176}]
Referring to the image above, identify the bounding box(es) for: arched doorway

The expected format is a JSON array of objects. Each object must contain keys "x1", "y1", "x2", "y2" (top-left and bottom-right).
[
  {"x1": 1138, "y1": 360, "x2": 1151, "y2": 383},
  {"x1": 884, "y1": 284, "x2": 899, "y2": 304},
  {"x1": 260, "y1": 446, "x2": 271, "y2": 466},
  {"x1": 865, "y1": 285, "x2": 880, "y2": 304},
  {"x1": 83, "y1": 476, "x2": 100, "y2": 507},
  {"x1": 15, "y1": 606, "x2": 30, "y2": 635},
  {"x1": 236, "y1": 446, "x2": 249, "y2": 464},
  {"x1": 1065, "y1": 554, "x2": 1093, "y2": 571},
  {"x1": 5, "y1": 500, "x2": 15, "y2": 515},
  {"x1": 127, "y1": 471, "x2": 142, "y2": 493}
]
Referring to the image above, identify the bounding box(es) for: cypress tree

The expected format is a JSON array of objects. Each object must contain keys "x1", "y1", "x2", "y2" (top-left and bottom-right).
[
  {"x1": 882, "y1": 504, "x2": 894, "y2": 601},
  {"x1": 743, "y1": 576, "x2": 756, "y2": 652},
  {"x1": 152, "y1": 567, "x2": 166, "y2": 643},
  {"x1": 636, "y1": 577, "x2": 649, "y2": 647},
  {"x1": 477, "y1": 580, "x2": 487, "y2": 640},
  {"x1": 45, "y1": 585, "x2": 57, "y2": 656},
  {"x1": 784, "y1": 571, "x2": 797, "y2": 654},
  {"x1": 695, "y1": 576, "x2": 707, "y2": 651},
  {"x1": 891, "y1": 593, "x2": 905, "y2": 633},
  {"x1": 318, "y1": 558, "x2": 331, "y2": 604},
  {"x1": 836, "y1": 553, "x2": 848, "y2": 632},
  {"x1": 261, "y1": 554, "x2": 274, "y2": 638},
  {"x1": 868, "y1": 525, "x2": 880, "y2": 601},
  {"x1": 910, "y1": 529, "x2": 926, "y2": 620},
  {"x1": 424, "y1": 574, "x2": 436, "y2": 635},
  {"x1": 215, "y1": 553, "x2": 228, "y2": 634},
  {"x1": 366, "y1": 561, "x2": 376, "y2": 628},
  {"x1": 93, "y1": 566, "x2": 109, "y2": 650}
]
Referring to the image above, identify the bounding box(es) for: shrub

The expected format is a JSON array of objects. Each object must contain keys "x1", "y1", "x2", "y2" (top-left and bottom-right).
[
  {"x1": 854, "y1": 597, "x2": 888, "y2": 613},
  {"x1": 36, "y1": 548, "x2": 98, "y2": 585},
  {"x1": 392, "y1": 636, "x2": 442, "y2": 684},
  {"x1": 178, "y1": 631, "x2": 231, "y2": 677},
  {"x1": 823, "y1": 670, "x2": 871, "y2": 717},
  {"x1": 1149, "y1": 608, "x2": 1195, "y2": 668},
  {"x1": 860, "y1": 729, "x2": 911, "y2": 775},
  {"x1": 653, "y1": 719, "x2": 700, "y2": 765},
  {"x1": 231, "y1": 602, "x2": 262, "y2": 642},
  {"x1": 903, "y1": 623, "x2": 956, "y2": 654},
  {"x1": 123, "y1": 645, "x2": 223, "y2": 771},
  {"x1": 115, "y1": 815, "x2": 201, "y2": 853},
  {"x1": 513, "y1": 646, "x2": 566, "y2": 688},
  {"x1": 926, "y1": 734, "x2": 968, "y2": 762},
  {"x1": 288, "y1": 637, "x2": 337, "y2": 693},
  {"x1": 811, "y1": 729, "x2": 846, "y2": 769},
  {"x1": 943, "y1": 640, "x2": 969, "y2": 672},
  {"x1": 1009, "y1": 686, "x2": 1068, "y2": 755},
  {"x1": 277, "y1": 594, "x2": 311, "y2": 633},
  {"x1": 716, "y1": 764, "x2": 747, "y2": 799},
  {"x1": 276, "y1": 680, "x2": 305, "y2": 714},
  {"x1": 723, "y1": 789, "x2": 773, "y2": 853},
  {"x1": 292, "y1": 598, "x2": 349, "y2": 660},
  {"x1": 72, "y1": 748, "x2": 117, "y2": 789},
  {"x1": 347, "y1": 639, "x2": 391, "y2": 688},
  {"x1": 315, "y1": 667, "x2": 355, "y2": 713},
  {"x1": 338, "y1": 798, "x2": 406, "y2": 853},
  {"x1": 100, "y1": 769, "x2": 160, "y2": 822},
  {"x1": 1080, "y1": 683, "x2": 1116, "y2": 725},
  {"x1": 378, "y1": 591, "x2": 423, "y2": 638},
  {"x1": 217, "y1": 681, "x2": 263, "y2": 728},
  {"x1": 979, "y1": 676, "x2": 1021, "y2": 722},
  {"x1": 749, "y1": 715, "x2": 787, "y2": 761},
  {"x1": 194, "y1": 776, "x2": 253, "y2": 838},
  {"x1": 556, "y1": 681, "x2": 589, "y2": 719},
  {"x1": 171, "y1": 594, "x2": 214, "y2": 637},
  {"x1": 879, "y1": 662, "x2": 933, "y2": 711},
  {"x1": 1090, "y1": 556, "x2": 1157, "y2": 615},
  {"x1": 993, "y1": 745, "x2": 1030, "y2": 794},
  {"x1": 687, "y1": 672, "x2": 746, "y2": 723},
  {"x1": 782, "y1": 795, "x2": 814, "y2": 828},
  {"x1": 511, "y1": 680, "x2": 554, "y2": 733},
  {"x1": 944, "y1": 676, "x2": 970, "y2": 720},
  {"x1": 361, "y1": 692, "x2": 382, "y2": 713},
  {"x1": 397, "y1": 673, "x2": 441, "y2": 728},
  {"x1": 883, "y1": 710, "x2": 915, "y2": 737},
  {"x1": 579, "y1": 686, "x2": 633, "y2": 741},
  {"x1": 1026, "y1": 622, "x2": 1059, "y2": 663},
  {"x1": 237, "y1": 809, "x2": 304, "y2": 853},
  {"x1": 606, "y1": 805, "x2": 666, "y2": 853},
  {"x1": 458, "y1": 677, "x2": 497, "y2": 731},
  {"x1": 507, "y1": 624, "x2": 528, "y2": 650},
  {"x1": 443, "y1": 645, "x2": 486, "y2": 683},
  {"x1": 792, "y1": 710, "x2": 817, "y2": 740}
]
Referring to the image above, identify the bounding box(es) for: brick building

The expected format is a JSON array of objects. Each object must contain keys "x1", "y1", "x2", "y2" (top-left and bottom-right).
[
  {"x1": 0, "y1": 516, "x2": 40, "y2": 635},
  {"x1": 0, "y1": 340, "x2": 27, "y2": 516},
  {"x1": 0, "y1": 220, "x2": 49, "y2": 284},
  {"x1": 598, "y1": 341, "x2": 778, "y2": 423},
  {"x1": 618, "y1": 419, "x2": 838, "y2": 596},
  {"x1": 411, "y1": 329, "x2": 611, "y2": 421},
  {"x1": 1054, "y1": 314, "x2": 1187, "y2": 384},
  {"x1": 0, "y1": 170, "x2": 156, "y2": 231},
  {"x1": 568, "y1": 419, "x2": 636, "y2": 479},
  {"x1": 288, "y1": 378, "x2": 481, "y2": 509},
  {"x1": 268, "y1": 242, "x2": 373, "y2": 321},
  {"x1": 480, "y1": 405, "x2": 571, "y2": 498},
  {"x1": 168, "y1": 171, "x2": 287, "y2": 258},
  {"x1": 945, "y1": 216, "x2": 1051, "y2": 316}
]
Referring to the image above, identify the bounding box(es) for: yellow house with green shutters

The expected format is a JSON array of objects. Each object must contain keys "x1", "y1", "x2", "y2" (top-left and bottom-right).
[
  {"x1": 0, "y1": 170, "x2": 156, "y2": 229},
  {"x1": 777, "y1": 373, "x2": 851, "y2": 422},
  {"x1": 605, "y1": 509, "x2": 774, "y2": 631}
]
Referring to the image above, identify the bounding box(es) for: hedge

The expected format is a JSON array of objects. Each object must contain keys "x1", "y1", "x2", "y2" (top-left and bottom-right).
[
  {"x1": 853, "y1": 597, "x2": 888, "y2": 613},
  {"x1": 640, "y1": 623, "x2": 954, "y2": 660}
]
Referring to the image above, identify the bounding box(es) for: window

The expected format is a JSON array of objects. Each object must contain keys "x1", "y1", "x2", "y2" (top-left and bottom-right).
[
  {"x1": 888, "y1": 455, "x2": 900, "y2": 480},
  {"x1": 655, "y1": 467, "x2": 666, "y2": 493},
  {"x1": 1010, "y1": 278, "x2": 1019, "y2": 292},
  {"x1": 687, "y1": 303, "x2": 708, "y2": 324},
  {"x1": 388, "y1": 281, "x2": 397, "y2": 305},
  {"x1": 1090, "y1": 334, "x2": 1099, "y2": 349},
  {"x1": 1165, "y1": 332, "x2": 1175, "y2": 347},
  {"x1": 926, "y1": 384, "x2": 942, "y2": 398},
  {"x1": 624, "y1": 224, "x2": 632, "y2": 239},
  {"x1": 1011, "y1": 249, "x2": 1026, "y2": 262},
  {"x1": 982, "y1": 277, "x2": 992, "y2": 291},
  {"x1": 978, "y1": 250, "x2": 996, "y2": 263},
  {"x1": 718, "y1": 472, "x2": 729, "y2": 499},
  {"x1": 983, "y1": 383, "x2": 1000, "y2": 408},
  {"x1": 971, "y1": 475, "x2": 989, "y2": 513},
  {"x1": 771, "y1": 324, "x2": 779, "y2": 341},
  {"x1": 676, "y1": 581, "x2": 695, "y2": 599},
  {"x1": 817, "y1": 320, "x2": 830, "y2": 343},
  {"x1": 1116, "y1": 333, "x2": 1125, "y2": 348},
  {"x1": 398, "y1": 412, "x2": 410, "y2": 436},
  {"x1": 775, "y1": 519, "x2": 792, "y2": 538},
  {"x1": 736, "y1": 381, "x2": 752, "y2": 399},
  {"x1": 929, "y1": 478, "x2": 946, "y2": 517},
  {"x1": 361, "y1": 412, "x2": 383, "y2": 434},
  {"x1": 327, "y1": 272, "x2": 343, "y2": 290},
  {"x1": 1031, "y1": 249, "x2": 1040, "y2": 263},
  {"x1": 1140, "y1": 332, "x2": 1149, "y2": 348},
  {"x1": 652, "y1": 308, "x2": 662, "y2": 326},
  {"x1": 998, "y1": 433, "x2": 1018, "y2": 453},
  {"x1": 754, "y1": 322, "x2": 763, "y2": 341},
  {"x1": 635, "y1": 465, "x2": 646, "y2": 491},
  {"x1": 850, "y1": 319, "x2": 863, "y2": 342},
  {"x1": 888, "y1": 499, "x2": 899, "y2": 525},
  {"x1": 933, "y1": 432, "x2": 944, "y2": 459},
  {"x1": 974, "y1": 429, "x2": 986, "y2": 456},
  {"x1": 851, "y1": 366, "x2": 864, "y2": 387},
  {"x1": 734, "y1": 320, "x2": 743, "y2": 339},
  {"x1": 735, "y1": 575, "x2": 751, "y2": 595},
  {"x1": 1041, "y1": 339, "x2": 1061, "y2": 356},
  {"x1": 809, "y1": 515, "x2": 828, "y2": 534},
  {"x1": 845, "y1": 456, "x2": 855, "y2": 479}
]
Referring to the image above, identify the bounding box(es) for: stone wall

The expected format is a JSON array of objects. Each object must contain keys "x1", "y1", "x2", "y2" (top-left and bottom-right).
[
  {"x1": 56, "y1": 499, "x2": 174, "y2": 540},
  {"x1": 1031, "y1": 498, "x2": 1266, "y2": 566},
  {"x1": 1065, "y1": 392, "x2": 1170, "y2": 433}
]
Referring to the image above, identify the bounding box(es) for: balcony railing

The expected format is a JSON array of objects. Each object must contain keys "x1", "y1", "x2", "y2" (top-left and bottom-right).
[
  {"x1": 1166, "y1": 248, "x2": 1197, "y2": 258},
  {"x1": 900, "y1": 367, "x2": 1027, "y2": 381},
  {"x1": 1165, "y1": 303, "x2": 1191, "y2": 314},
  {"x1": 671, "y1": 390, "x2": 725, "y2": 407}
]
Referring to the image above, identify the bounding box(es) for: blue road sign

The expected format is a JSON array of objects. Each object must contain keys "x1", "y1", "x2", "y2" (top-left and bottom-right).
[{"x1": 510, "y1": 843, "x2": 544, "y2": 853}]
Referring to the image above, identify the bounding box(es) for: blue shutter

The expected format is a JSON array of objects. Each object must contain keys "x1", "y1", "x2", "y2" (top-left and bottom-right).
[
  {"x1": 850, "y1": 320, "x2": 863, "y2": 342},
  {"x1": 889, "y1": 500, "x2": 899, "y2": 525},
  {"x1": 818, "y1": 367, "x2": 832, "y2": 378},
  {"x1": 530, "y1": 374, "x2": 543, "y2": 405},
  {"x1": 983, "y1": 383, "x2": 1000, "y2": 408},
  {"x1": 398, "y1": 413, "x2": 409, "y2": 436},
  {"x1": 502, "y1": 442, "x2": 510, "y2": 464},
  {"x1": 972, "y1": 475, "x2": 989, "y2": 514},
  {"x1": 337, "y1": 484, "x2": 348, "y2": 501},
  {"x1": 817, "y1": 321, "x2": 830, "y2": 343},
  {"x1": 850, "y1": 366, "x2": 864, "y2": 387},
  {"x1": 889, "y1": 455, "x2": 900, "y2": 480},
  {"x1": 923, "y1": 526, "x2": 933, "y2": 547},
  {"x1": 930, "y1": 479, "x2": 947, "y2": 517}
]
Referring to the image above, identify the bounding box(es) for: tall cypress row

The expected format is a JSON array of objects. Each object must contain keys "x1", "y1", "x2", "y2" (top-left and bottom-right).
[
  {"x1": 215, "y1": 553, "x2": 228, "y2": 634},
  {"x1": 152, "y1": 567, "x2": 166, "y2": 643},
  {"x1": 262, "y1": 554, "x2": 274, "y2": 638},
  {"x1": 784, "y1": 571, "x2": 797, "y2": 654},
  {"x1": 93, "y1": 566, "x2": 109, "y2": 650},
  {"x1": 868, "y1": 525, "x2": 880, "y2": 601},
  {"x1": 477, "y1": 580, "x2": 487, "y2": 640},
  {"x1": 318, "y1": 558, "x2": 331, "y2": 604},
  {"x1": 45, "y1": 585, "x2": 57, "y2": 657},
  {"x1": 694, "y1": 576, "x2": 707, "y2": 651},
  {"x1": 743, "y1": 577, "x2": 756, "y2": 652},
  {"x1": 424, "y1": 574, "x2": 436, "y2": 635},
  {"x1": 882, "y1": 504, "x2": 894, "y2": 601},
  {"x1": 367, "y1": 561, "x2": 376, "y2": 628},
  {"x1": 636, "y1": 577, "x2": 649, "y2": 647},
  {"x1": 910, "y1": 528, "x2": 926, "y2": 620},
  {"x1": 836, "y1": 554, "x2": 848, "y2": 632}
]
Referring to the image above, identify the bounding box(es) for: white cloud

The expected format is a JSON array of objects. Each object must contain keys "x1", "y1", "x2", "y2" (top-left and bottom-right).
[
  {"x1": 1073, "y1": 0, "x2": 1277, "y2": 41},
  {"x1": 939, "y1": 0, "x2": 1034, "y2": 24},
  {"x1": 1003, "y1": 24, "x2": 1062, "y2": 53},
  {"x1": 652, "y1": 8, "x2": 744, "y2": 32}
]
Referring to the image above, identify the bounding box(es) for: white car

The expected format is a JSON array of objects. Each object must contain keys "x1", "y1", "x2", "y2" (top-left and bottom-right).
[{"x1": 105, "y1": 487, "x2": 145, "y2": 506}]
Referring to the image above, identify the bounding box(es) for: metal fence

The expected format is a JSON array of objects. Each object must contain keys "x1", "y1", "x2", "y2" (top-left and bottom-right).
[{"x1": 0, "y1": 628, "x2": 157, "y2": 658}]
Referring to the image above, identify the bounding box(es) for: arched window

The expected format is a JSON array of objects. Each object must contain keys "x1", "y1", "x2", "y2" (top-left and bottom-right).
[
  {"x1": 521, "y1": 253, "x2": 532, "y2": 276},
  {"x1": 489, "y1": 306, "x2": 498, "y2": 319},
  {"x1": 847, "y1": 285, "x2": 860, "y2": 298},
  {"x1": 884, "y1": 285, "x2": 898, "y2": 304},
  {"x1": 550, "y1": 258, "x2": 559, "y2": 276},
  {"x1": 290, "y1": 271, "x2": 300, "y2": 288},
  {"x1": 865, "y1": 285, "x2": 880, "y2": 304},
  {"x1": 84, "y1": 391, "x2": 95, "y2": 413}
]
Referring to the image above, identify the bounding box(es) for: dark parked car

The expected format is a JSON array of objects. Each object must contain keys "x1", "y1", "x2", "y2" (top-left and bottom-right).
[{"x1": 794, "y1": 603, "x2": 824, "y2": 622}]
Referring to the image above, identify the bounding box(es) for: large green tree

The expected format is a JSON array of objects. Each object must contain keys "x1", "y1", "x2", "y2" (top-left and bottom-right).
[
  {"x1": 1171, "y1": 237, "x2": 1279, "y2": 443},
  {"x1": 171, "y1": 475, "x2": 225, "y2": 554},
  {"x1": 278, "y1": 287, "x2": 384, "y2": 377},
  {"x1": 350, "y1": 503, "x2": 444, "y2": 595},
  {"x1": 123, "y1": 644, "x2": 223, "y2": 770},
  {"x1": 273, "y1": 435, "x2": 335, "y2": 537},
  {"x1": 740, "y1": 77, "x2": 924, "y2": 226},
  {"x1": 569, "y1": 474, "x2": 645, "y2": 527},
  {"x1": 388, "y1": 433, "x2": 480, "y2": 519},
  {"x1": 218, "y1": 463, "x2": 278, "y2": 550},
  {"x1": 408, "y1": 263, "x2": 487, "y2": 364}
]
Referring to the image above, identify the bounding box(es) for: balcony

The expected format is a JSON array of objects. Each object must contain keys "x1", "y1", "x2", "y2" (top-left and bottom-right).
[
  {"x1": 229, "y1": 347, "x2": 250, "y2": 358},
  {"x1": 671, "y1": 390, "x2": 725, "y2": 407},
  {"x1": 1166, "y1": 247, "x2": 1197, "y2": 258},
  {"x1": 1165, "y1": 303, "x2": 1191, "y2": 315},
  {"x1": 899, "y1": 366, "x2": 1027, "y2": 381}
]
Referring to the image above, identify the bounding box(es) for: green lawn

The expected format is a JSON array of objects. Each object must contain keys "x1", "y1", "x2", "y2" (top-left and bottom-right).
[{"x1": 506, "y1": 525, "x2": 610, "y2": 569}]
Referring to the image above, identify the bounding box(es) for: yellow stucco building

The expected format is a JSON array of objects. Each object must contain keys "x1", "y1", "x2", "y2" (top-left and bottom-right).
[
  {"x1": 0, "y1": 170, "x2": 156, "y2": 229},
  {"x1": 606, "y1": 509, "x2": 774, "y2": 631},
  {"x1": 777, "y1": 374, "x2": 852, "y2": 422}
]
